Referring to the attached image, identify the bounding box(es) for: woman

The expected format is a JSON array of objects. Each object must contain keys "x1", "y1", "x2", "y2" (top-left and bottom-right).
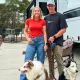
[{"x1": 20, "y1": 6, "x2": 48, "y2": 80}]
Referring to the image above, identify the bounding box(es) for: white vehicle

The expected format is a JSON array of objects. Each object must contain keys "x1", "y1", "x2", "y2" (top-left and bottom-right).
[
  {"x1": 27, "y1": 0, "x2": 67, "y2": 18},
  {"x1": 63, "y1": 7, "x2": 80, "y2": 43},
  {"x1": 63, "y1": 0, "x2": 80, "y2": 43}
]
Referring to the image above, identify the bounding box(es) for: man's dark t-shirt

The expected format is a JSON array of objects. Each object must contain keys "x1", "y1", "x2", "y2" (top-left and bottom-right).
[{"x1": 44, "y1": 12, "x2": 68, "y2": 46}]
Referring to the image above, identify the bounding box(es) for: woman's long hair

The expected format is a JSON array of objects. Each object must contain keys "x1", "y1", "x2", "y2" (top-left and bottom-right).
[{"x1": 31, "y1": 6, "x2": 43, "y2": 19}]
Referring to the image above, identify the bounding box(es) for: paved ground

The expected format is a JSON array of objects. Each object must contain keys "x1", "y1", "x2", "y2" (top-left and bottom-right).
[{"x1": 0, "y1": 41, "x2": 80, "y2": 80}]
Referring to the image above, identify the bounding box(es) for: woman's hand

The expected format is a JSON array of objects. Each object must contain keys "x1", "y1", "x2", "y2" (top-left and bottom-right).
[
  {"x1": 27, "y1": 38, "x2": 34, "y2": 44},
  {"x1": 44, "y1": 44, "x2": 48, "y2": 52}
]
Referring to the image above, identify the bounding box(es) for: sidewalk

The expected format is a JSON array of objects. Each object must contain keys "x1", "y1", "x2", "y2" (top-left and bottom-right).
[
  {"x1": 0, "y1": 42, "x2": 27, "y2": 80},
  {"x1": 0, "y1": 42, "x2": 80, "y2": 80}
]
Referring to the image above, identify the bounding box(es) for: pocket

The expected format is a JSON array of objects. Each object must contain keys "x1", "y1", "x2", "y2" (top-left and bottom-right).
[
  {"x1": 38, "y1": 36, "x2": 44, "y2": 44},
  {"x1": 28, "y1": 38, "x2": 35, "y2": 45}
]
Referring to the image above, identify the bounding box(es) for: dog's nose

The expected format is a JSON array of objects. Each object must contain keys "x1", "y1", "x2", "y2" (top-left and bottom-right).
[{"x1": 76, "y1": 70, "x2": 78, "y2": 73}]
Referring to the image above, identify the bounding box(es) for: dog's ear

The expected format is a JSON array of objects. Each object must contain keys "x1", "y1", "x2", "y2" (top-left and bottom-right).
[
  {"x1": 27, "y1": 60, "x2": 34, "y2": 68},
  {"x1": 65, "y1": 59, "x2": 71, "y2": 68},
  {"x1": 71, "y1": 60, "x2": 77, "y2": 65},
  {"x1": 69, "y1": 58, "x2": 77, "y2": 64}
]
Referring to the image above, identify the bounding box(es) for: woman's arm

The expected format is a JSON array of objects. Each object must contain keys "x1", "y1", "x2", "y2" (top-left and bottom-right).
[
  {"x1": 24, "y1": 24, "x2": 29, "y2": 41},
  {"x1": 24, "y1": 24, "x2": 34, "y2": 44},
  {"x1": 43, "y1": 25, "x2": 48, "y2": 51},
  {"x1": 43, "y1": 25, "x2": 47, "y2": 45}
]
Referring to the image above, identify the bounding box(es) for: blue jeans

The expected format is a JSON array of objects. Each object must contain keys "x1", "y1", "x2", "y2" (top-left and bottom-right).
[{"x1": 20, "y1": 36, "x2": 45, "y2": 80}]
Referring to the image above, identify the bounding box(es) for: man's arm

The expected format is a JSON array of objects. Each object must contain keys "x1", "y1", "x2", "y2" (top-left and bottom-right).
[
  {"x1": 48, "y1": 28, "x2": 66, "y2": 43},
  {"x1": 48, "y1": 14, "x2": 67, "y2": 43},
  {"x1": 54, "y1": 28, "x2": 66, "y2": 38},
  {"x1": 55, "y1": 14, "x2": 67, "y2": 38}
]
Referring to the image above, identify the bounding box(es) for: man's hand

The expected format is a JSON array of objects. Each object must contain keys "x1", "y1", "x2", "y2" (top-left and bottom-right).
[{"x1": 48, "y1": 36, "x2": 55, "y2": 43}]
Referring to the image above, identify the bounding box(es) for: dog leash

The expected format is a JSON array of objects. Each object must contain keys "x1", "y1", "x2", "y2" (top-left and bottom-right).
[{"x1": 47, "y1": 43, "x2": 56, "y2": 80}]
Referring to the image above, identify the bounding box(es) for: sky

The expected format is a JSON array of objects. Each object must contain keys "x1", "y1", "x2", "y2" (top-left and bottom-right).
[{"x1": 0, "y1": 0, "x2": 5, "y2": 3}]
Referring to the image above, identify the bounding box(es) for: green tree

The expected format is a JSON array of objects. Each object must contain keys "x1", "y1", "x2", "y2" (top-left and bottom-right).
[
  {"x1": 5, "y1": 0, "x2": 30, "y2": 29},
  {"x1": 18, "y1": 0, "x2": 30, "y2": 22},
  {"x1": 0, "y1": 0, "x2": 30, "y2": 34},
  {"x1": 5, "y1": 0, "x2": 21, "y2": 29},
  {"x1": 0, "y1": 4, "x2": 10, "y2": 29}
]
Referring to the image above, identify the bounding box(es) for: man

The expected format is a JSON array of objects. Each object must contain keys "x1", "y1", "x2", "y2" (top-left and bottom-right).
[{"x1": 44, "y1": 0, "x2": 68, "y2": 79}]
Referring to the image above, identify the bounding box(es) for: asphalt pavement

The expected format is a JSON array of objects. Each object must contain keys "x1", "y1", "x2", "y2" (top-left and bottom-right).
[{"x1": 0, "y1": 41, "x2": 80, "y2": 80}]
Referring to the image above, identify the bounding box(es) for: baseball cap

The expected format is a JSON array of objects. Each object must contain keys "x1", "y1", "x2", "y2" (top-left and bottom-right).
[{"x1": 47, "y1": 0, "x2": 55, "y2": 6}]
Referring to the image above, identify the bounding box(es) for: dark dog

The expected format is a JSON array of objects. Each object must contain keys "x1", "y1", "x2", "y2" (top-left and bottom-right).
[{"x1": 59, "y1": 60, "x2": 78, "y2": 80}]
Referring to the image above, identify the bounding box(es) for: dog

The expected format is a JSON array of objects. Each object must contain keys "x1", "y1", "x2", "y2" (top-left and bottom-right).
[
  {"x1": 19, "y1": 60, "x2": 50, "y2": 80},
  {"x1": 58, "y1": 60, "x2": 78, "y2": 80}
]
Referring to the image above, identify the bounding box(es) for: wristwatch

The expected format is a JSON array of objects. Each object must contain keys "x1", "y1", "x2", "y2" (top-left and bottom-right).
[{"x1": 53, "y1": 35, "x2": 56, "y2": 39}]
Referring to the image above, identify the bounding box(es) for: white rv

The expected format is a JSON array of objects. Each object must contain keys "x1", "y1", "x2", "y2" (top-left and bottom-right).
[
  {"x1": 63, "y1": 7, "x2": 80, "y2": 43},
  {"x1": 27, "y1": 0, "x2": 80, "y2": 43},
  {"x1": 63, "y1": 0, "x2": 80, "y2": 43}
]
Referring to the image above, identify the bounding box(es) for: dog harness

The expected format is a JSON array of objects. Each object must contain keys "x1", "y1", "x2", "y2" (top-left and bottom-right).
[{"x1": 34, "y1": 73, "x2": 42, "y2": 80}]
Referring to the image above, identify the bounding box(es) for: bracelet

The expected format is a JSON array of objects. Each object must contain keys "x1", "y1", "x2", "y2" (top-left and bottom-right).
[{"x1": 45, "y1": 43, "x2": 49, "y2": 46}]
